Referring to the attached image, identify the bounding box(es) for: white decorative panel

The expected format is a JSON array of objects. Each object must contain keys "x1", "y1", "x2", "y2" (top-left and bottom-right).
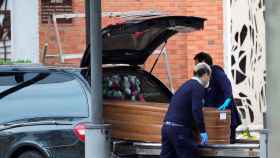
[{"x1": 230, "y1": 0, "x2": 266, "y2": 130}]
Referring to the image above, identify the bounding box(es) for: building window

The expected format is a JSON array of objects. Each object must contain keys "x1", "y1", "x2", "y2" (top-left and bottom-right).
[
  {"x1": 0, "y1": 0, "x2": 11, "y2": 61},
  {"x1": 41, "y1": 0, "x2": 73, "y2": 24}
]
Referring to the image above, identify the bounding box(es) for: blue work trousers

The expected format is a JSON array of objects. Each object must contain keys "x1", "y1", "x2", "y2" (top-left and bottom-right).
[{"x1": 160, "y1": 124, "x2": 199, "y2": 158}]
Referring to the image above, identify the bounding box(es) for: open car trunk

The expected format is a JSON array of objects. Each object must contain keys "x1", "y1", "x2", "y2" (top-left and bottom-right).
[
  {"x1": 81, "y1": 15, "x2": 232, "y2": 144},
  {"x1": 81, "y1": 16, "x2": 206, "y2": 66}
]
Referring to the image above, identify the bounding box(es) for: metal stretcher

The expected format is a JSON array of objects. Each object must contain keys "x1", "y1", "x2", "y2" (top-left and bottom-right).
[
  {"x1": 112, "y1": 130, "x2": 268, "y2": 158},
  {"x1": 112, "y1": 141, "x2": 259, "y2": 157}
]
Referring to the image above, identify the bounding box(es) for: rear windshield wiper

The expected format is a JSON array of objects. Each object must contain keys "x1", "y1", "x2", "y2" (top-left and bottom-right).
[
  {"x1": 2, "y1": 116, "x2": 81, "y2": 126},
  {"x1": 0, "y1": 73, "x2": 50, "y2": 100},
  {"x1": 3, "y1": 120, "x2": 72, "y2": 127},
  {"x1": 0, "y1": 118, "x2": 73, "y2": 131}
]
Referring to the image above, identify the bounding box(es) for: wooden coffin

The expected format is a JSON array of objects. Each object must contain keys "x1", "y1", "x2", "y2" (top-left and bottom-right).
[
  {"x1": 104, "y1": 100, "x2": 231, "y2": 144},
  {"x1": 194, "y1": 108, "x2": 231, "y2": 144}
]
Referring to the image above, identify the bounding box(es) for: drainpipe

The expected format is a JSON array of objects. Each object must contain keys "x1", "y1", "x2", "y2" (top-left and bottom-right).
[
  {"x1": 265, "y1": 0, "x2": 280, "y2": 158},
  {"x1": 222, "y1": 0, "x2": 231, "y2": 75},
  {"x1": 85, "y1": 0, "x2": 111, "y2": 158}
]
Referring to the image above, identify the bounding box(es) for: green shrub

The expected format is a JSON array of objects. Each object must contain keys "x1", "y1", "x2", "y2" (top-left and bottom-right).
[{"x1": 0, "y1": 59, "x2": 32, "y2": 65}]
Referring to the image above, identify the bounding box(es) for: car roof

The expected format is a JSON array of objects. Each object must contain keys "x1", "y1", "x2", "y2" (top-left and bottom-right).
[{"x1": 0, "y1": 64, "x2": 84, "y2": 72}]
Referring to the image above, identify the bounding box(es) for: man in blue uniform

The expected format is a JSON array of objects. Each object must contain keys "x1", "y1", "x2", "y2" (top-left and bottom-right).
[
  {"x1": 161, "y1": 63, "x2": 211, "y2": 158},
  {"x1": 194, "y1": 52, "x2": 242, "y2": 143}
]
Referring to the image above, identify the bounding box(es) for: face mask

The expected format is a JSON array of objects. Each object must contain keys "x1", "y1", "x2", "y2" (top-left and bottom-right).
[{"x1": 204, "y1": 80, "x2": 210, "y2": 88}]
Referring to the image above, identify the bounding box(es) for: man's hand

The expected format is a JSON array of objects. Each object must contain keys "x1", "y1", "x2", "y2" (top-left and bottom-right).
[
  {"x1": 200, "y1": 132, "x2": 208, "y2": 145},
  {"x1": 218, "y1": 98, "x2": 232, "y2": 111}
]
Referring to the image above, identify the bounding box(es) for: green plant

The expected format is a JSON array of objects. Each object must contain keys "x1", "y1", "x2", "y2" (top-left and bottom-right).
[
  {"x1": 240, "y1": 128, "x2": 257, "y2": 140},
  {"x1": 0, "y1": 59, "x2": 32, "y2": 65}
]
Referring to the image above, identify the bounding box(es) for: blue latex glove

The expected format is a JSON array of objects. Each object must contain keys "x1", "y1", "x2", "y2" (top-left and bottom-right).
[
  {"x1": 200, "y1": 133, "x2": 208, "y2": 145},
  {"x1": 218, "y1": 98, "x2": 232, "y2": 111}
]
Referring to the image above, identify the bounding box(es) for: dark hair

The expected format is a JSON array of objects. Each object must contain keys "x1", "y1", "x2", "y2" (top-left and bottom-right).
[
  {"x1": 194, "y1": 52, "x2": 213, "y2": 65},
  {"x1": 194, "y1": 67, "x2": 211, "y2": 78}
]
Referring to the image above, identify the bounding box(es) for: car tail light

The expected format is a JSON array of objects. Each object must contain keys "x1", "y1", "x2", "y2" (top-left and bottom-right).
[{"x1": 74, "y1": 123, "x2": 86, "y2": 142}]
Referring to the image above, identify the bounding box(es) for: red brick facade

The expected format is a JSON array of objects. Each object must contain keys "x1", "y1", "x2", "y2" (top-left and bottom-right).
[{"x1": 39, "y1": 0, "x2": 224, "y2": 90}]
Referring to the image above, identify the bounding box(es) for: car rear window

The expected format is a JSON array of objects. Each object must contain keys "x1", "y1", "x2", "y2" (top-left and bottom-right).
[
  {"x1": 103, "y1": 71, "x2": 170, "y2": 103},
  {"x1": 0, "y1": 72, "x2": 89, "y2": 124}
]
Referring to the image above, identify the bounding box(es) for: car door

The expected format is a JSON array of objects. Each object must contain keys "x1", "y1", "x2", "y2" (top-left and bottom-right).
[
  {"x1": 0, "y1": 72, "x2": 19, "y2": 158},
  {"x1": 0, "y1": 129, "x2": 10, "y2": 158}
]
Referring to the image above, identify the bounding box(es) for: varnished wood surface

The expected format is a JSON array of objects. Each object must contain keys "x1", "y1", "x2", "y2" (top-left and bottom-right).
[{"x1": 104, "y1": 100, "x2": 231, "y2": 144}]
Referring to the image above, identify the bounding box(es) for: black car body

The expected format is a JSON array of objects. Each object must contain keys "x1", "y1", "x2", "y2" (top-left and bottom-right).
[
  {"x1": 0, "y1": 16, "x2": 205, "y2": 158},
  {"x1": 0, "y1": 66, "x2": 91, "y2": 158}
]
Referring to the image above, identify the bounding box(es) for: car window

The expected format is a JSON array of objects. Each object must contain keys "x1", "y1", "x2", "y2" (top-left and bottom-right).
[
  {"x1": 103, "y1": 71, "x2": 169, "y2": 103},
  {"x1": 0, "y1": 72, "x2": 89, "y2": 124},
  {"x1": 103, "y1": 74, "x2": 145, "y2": 101},
  {"x1": 141, "y1": 77, "x2": 170, "y2": 103}
]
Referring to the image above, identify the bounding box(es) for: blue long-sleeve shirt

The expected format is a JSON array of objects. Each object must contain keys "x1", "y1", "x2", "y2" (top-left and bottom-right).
[
  {"x1": 205, "y1": 65, "x2": 232, "y2": 106},
  {"x1": 205, "y1": 65, "x2": 241, "y2": 128},
  {"x1": 164, "y1": 79, "x2": 206, "y2": 133}
]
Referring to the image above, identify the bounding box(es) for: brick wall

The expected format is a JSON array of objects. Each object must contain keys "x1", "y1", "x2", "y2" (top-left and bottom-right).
[
  {"x1": 39, "y1": 0, "x2": 224, "y2": 90},
  {"x1": 39, "y1": 0, "x2": 86, "y2": 64}
]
